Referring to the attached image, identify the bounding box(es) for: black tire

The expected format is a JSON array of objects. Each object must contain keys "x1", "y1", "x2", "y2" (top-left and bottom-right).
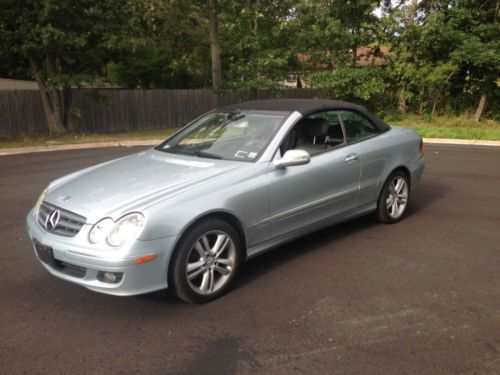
[
  {"x1": 376, "y1": 170, "x2": 410, "y2": 224},
  {"x1": 169, "y1": 219, "x2": 242, "y2": 304}
]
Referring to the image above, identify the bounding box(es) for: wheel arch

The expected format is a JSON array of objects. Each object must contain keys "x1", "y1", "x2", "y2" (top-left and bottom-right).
[
  {"x1": 391, "y1": 165, "x2": 411, "y2": 184},
  {"x1": 377, "y1": 165, "x2": 412, "y2": 202},
  {"x1": 171, "y1": 210, "x2": 248, "y2": 261}
]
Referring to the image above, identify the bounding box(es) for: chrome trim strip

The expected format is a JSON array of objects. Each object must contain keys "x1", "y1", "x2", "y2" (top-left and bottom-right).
[
  {"x1": 359, "y1": 181, "x2": 378, "y2": 191},
  {"x1": 253, "y1": 186, "x2": 358, "y2": 227}
]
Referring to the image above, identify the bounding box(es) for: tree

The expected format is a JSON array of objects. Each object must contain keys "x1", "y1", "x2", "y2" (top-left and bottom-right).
[
  {"x1": 208, "y1": 0, "x2": 222, "y2": 89},
  {"x1": 448, "y1": 0, "x2": 499, "y2": 121},
  {"x1": 309, "y1": 66, "x2": 387, "y2": 104},
  {"x1": 108, "y1": 0, "x2": 210, "y2": 89},
  {"x1": 0, "y1": 0, "x2": 129, "y2": 135},
  {"x1": 218, "y1": 0, "x2": 300, "y2": 89},
  {"x1": 382, "y1": 0, "x2": 499, "y2": 118},
  {"x1": 294, "y1": 0, "x2": 379, "y2": 69},
  {"x1": 381, "y1": 0, "x2": 420, "y2": 114}
]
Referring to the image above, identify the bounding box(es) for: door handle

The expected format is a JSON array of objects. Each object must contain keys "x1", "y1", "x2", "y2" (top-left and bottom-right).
[{"x1": 345, "y1": 153, "x2": 358, "y2": 163}]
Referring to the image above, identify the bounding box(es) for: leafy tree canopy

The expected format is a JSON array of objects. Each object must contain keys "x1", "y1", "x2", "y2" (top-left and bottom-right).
[{"x1": 0, "y1": 0, "x2": 498, "y2": 134}]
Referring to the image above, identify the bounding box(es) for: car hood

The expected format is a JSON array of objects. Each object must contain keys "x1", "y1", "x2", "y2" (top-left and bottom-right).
[{"x1": 44, "y1": 149, "x2": 246, "y2": 223}]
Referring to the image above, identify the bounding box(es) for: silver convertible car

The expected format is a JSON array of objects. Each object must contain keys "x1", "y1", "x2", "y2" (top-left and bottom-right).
[{"x1": 26, "y1": 99, "x2": 425, "y2": 303}]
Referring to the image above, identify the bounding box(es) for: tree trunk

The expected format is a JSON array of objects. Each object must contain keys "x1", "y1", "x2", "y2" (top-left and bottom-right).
[
  {"x1": 64, "y1": 87, "x2": 76, "y2": 131},
  {"x1": 475, "y1": 93, "x2": 487, "y2": 122},
  {"x1": 397, "y1": 0, "x2": 417, "y2": 115},
  {"x1": 431, "y1": 94, "x2": 439, "y2": 117},
  {"x1": 29, "y1": 56, "x2": 66, "y2": 136},
  {"x1": 248, "y1": 0, "x2": 259, "y2": 36},
  {"x1": 418, "y1": 88, "x2": 425, "y2": 114},
  {"x1": 398, "y1": 86, "x2": 407, "y2": 114},
  {"x1": 351, "y1": 45, "x2": 357, "y2": 67},
  {"x1": 208, "y1": 0, "x2": 222, "y2": 90},
  {"x1": 409, "y1": 0, "x2": 418, "y2": 24}
]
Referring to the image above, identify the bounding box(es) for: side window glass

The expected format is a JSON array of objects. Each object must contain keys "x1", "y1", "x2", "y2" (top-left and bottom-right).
[
  {"x1": 313, "y1": 111, "x2": 345, "y2": 144},
  {"x1": 340, "y1": 111, "x2": 379, "y2": 143},
  {"x1": 279, "y1": 110, "x2": 345, "y2": 157}
]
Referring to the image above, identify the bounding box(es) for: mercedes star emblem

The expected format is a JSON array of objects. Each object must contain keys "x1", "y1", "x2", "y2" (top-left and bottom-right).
[{"x1": 45, "y1": 210, "x2": 61, "y2": 230}]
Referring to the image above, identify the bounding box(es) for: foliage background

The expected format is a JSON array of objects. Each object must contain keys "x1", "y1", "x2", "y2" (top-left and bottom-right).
[{"x1": 0, "y1": 0, "x2": 498, "y2": 135}]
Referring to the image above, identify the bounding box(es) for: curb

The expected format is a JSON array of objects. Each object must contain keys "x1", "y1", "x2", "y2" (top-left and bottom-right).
[
  {"x1": 422, "y1": 138, "x2": 500, "y2": 147},
  {"x1": 0, "y1": 140, "x2": 164, "y2": 156},
  {"x1": 1, "y1": 137, "x2": 499, "y2": 156}
]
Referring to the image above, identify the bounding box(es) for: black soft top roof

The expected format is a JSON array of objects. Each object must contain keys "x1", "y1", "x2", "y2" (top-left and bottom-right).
[{"x1": 219, "y1": 99, "x2": 390, "y2": 131}]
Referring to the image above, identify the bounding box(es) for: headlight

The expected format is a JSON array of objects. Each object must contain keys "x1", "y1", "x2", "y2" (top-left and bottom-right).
[
  {"x1": 89, "y1": 213, "x2": 145, "y2": 247},
  {"x1": 34, "y1": 187, "x2": 48, "y2": 217},
  {"x1": 88, "y1": 218, "x2": 114, "y2": 244},
  {"x1": 108, "y1": 213, "x2": 145, "y2": 246}
]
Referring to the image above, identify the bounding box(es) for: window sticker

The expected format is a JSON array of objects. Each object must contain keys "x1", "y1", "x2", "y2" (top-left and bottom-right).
[{"x1": 235, "y1": 150, "x2": 249, "y2": 158}]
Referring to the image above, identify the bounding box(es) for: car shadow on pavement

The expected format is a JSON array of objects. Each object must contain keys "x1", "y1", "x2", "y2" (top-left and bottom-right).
[
  {"x1": 405, "y1": 179, "x2": 450, "y2": 216},
  {"x1": 233, "y1": 178, "x2": 450, "y2": 293},
  {"x1": 233, "y1": 216, "x2": 378, "y2": 292}
]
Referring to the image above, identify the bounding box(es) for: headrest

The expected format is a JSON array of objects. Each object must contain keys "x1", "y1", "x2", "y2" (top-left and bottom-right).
[{"x1": 299, "y1": 118, "x2": 329, "y2": 137}]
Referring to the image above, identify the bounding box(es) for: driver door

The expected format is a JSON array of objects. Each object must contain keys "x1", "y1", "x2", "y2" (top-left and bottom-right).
[{"x1": 267, "y1": 111, "x2": 361, "y2": 239}]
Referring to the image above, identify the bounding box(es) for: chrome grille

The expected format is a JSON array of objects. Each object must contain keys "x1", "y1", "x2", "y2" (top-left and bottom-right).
[{"x1": 38, "y1": 201, "x2": 86, "y2": 237}]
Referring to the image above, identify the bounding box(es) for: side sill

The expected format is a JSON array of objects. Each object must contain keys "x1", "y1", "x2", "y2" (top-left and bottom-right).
[{"x1": 246, "y1": 203, "x2": 376, "y2": 260}]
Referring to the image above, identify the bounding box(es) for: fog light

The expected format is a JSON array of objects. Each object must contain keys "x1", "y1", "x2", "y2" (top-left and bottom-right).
[{"x1": 97, "y1": 271, "x2": 123, "y2": 284}]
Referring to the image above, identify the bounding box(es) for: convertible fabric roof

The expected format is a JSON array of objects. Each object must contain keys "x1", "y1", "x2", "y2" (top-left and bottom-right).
[{"x1": 219, "y1": 99, "x2": 390, "y2": 131}]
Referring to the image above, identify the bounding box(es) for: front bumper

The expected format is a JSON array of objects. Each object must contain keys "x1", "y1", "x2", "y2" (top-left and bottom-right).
[{"x1": 26, "y1": 211, "x2": 178, "y2": 296}]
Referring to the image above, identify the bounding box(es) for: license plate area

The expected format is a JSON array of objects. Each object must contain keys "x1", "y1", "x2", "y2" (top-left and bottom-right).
[{"x1": 33, "y1": 240, "x2": 55, "y2": 266}]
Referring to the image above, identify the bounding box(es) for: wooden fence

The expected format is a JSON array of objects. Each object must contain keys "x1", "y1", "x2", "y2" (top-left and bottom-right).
[{"x1": 0, "y1": 88, "x2": 331, "y2": 138}]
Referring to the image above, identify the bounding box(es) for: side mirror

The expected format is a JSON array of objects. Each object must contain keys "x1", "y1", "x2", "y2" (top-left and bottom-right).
[{"x1": 274, "y1": 149, "x2": 311, "y2": 169}]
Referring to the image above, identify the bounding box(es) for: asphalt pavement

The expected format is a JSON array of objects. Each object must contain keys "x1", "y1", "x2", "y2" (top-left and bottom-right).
[{"x1": 0, "y1": 144, "x2": 499, "y2": 374}]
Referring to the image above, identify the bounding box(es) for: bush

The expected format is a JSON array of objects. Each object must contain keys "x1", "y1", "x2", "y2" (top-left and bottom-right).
[{"x1": 309, "y1": 66, "x2": 388, "y2": 105}]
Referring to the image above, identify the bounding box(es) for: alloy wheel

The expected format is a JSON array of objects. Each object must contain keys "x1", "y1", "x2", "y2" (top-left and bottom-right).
[
  {"x1": 185, "y1": 230, "x2": 236, "y2": 295},
  {"x1": 385, "y1": 176, "x2": 409, "y2": 219}
]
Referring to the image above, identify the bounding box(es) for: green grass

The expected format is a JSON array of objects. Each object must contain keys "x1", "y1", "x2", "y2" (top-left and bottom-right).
[
  {"x1": 0, "y1": 128, "x2": 179, "y2": 149},
  {"x1": 385, "y1": 114, "x2": 500, "y2": 141}
]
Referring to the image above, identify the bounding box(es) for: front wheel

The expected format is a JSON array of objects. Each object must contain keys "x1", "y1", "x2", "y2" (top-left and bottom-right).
[
  {"x1": 376, "y1": 171, "x2": 410, "y2": 223},
  {"x1": 170, "y1": 219, "x2": 242, "y2": 303}
]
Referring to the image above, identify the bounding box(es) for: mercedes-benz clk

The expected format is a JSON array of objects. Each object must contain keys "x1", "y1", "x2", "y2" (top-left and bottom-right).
[{"x1": 26, "y1": 99, "x2": 425, "y2": 303}]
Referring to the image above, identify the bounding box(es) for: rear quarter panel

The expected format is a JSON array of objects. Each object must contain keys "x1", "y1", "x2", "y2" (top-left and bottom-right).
[{"x1": 357, "y1": 126, "x2": 423, "y2": 208}]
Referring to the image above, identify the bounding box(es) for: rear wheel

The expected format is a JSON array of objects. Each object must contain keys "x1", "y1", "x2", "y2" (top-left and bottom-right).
[
  {"x1": 377, "y1": 171, "x2": 410, "y2": 223},
  {"x1": 170, "y1": 219, "x2": 242, "y2": 303}
]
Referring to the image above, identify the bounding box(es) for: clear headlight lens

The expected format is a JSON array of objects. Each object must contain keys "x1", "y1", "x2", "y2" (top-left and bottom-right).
[
  {"x1": 88, "y1": 218, "x2": 115, "y2": 244},
  {"x1": 89, "y1": 213, "x2": 145, "y2": 247},
  {"x1": 107, "y1": 213, "x2": 145, "y2": 246}
]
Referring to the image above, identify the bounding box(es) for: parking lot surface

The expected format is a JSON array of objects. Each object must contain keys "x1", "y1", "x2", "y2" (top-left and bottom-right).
[{"x1": 0, "y1": 144, "x2": 499, "y2": 374}]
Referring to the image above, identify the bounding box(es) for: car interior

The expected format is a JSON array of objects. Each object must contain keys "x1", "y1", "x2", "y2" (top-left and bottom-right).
[
  {"x1": 280, "y1": 111, "x2": 345, "y2": 156},
  {"x1": 340, "y1": 110, "x2": 380, "y2": 143}
]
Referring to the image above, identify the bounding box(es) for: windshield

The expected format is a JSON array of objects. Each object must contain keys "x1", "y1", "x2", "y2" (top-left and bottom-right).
[{"x1": 157, "y1": 111, "x2": 285, "y2": 162}]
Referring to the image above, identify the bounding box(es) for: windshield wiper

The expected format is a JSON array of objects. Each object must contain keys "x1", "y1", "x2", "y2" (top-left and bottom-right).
[
  {"x1": 194, "y1": 150, "x2": 222, "y2": 160},
  {"x1": 173, "y1": 150, "x2": 196, "y2": 156},
  {"x1": 163, "y1": 148, "x2": 221, "y2": 160}
]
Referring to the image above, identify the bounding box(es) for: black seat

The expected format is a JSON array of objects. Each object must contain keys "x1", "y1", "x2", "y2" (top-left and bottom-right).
[
  {"x1": 295, "y1": 118, "x2": 329, "y2": 155},
  {"x1": 327, "y1": 123, "x2": 344, "y2": 145}
]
